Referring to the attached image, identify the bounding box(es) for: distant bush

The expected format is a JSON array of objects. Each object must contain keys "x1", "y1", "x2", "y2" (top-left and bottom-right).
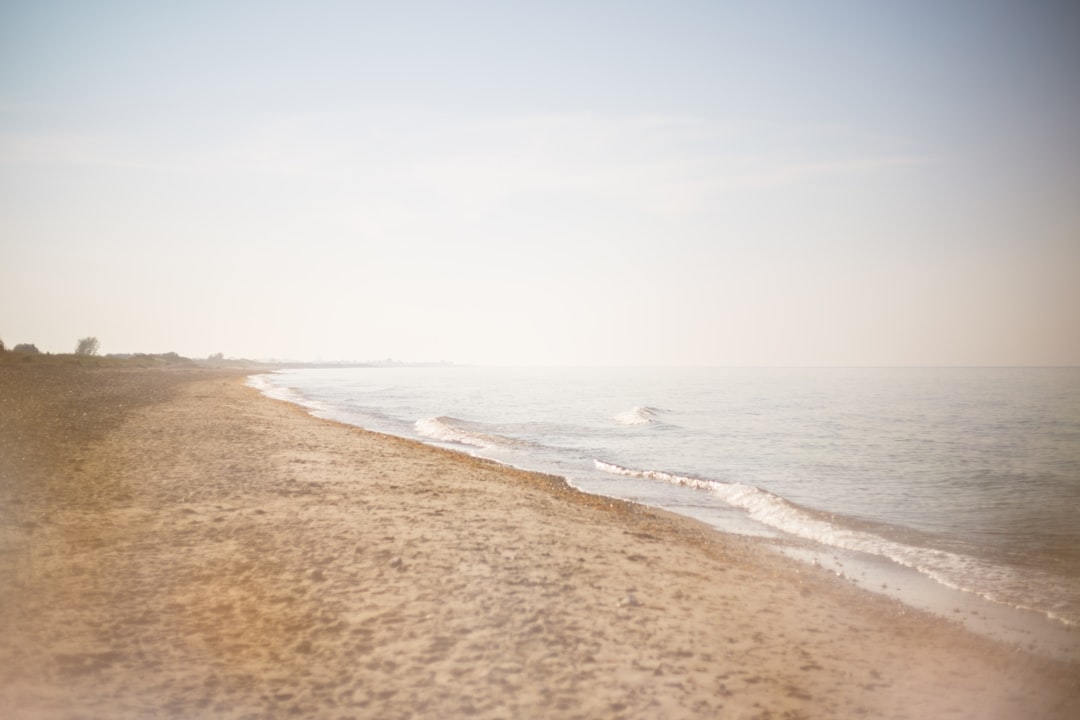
[
  {"x1": 13, "y1": 343, "x2": 40, "y2": 354},
  {"x1": 0, "y1": 338, "x2": 5, "y2": 352},
  {"x1": 131, "y1": 352, "x2": 194, "y2": 366},
  {"x1": 75, "y1": 336, "x2": 101, "y2": 356}
]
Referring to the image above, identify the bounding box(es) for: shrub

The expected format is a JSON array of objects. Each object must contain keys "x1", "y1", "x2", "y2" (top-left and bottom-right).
[
  {"x1": 13, "y1": 343, "x2": 40, "y2": 354},
  {"x1": 75, "y1": 336, "x2": 101, "y2": 356}
]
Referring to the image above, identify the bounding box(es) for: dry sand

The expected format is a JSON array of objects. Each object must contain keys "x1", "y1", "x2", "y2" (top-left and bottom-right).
[{"x1": 1, "y1": 363, "x2": 1077, "y2": 719}]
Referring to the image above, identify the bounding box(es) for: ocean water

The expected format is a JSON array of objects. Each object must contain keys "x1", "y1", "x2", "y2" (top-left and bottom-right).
[{"x1": 251, "y1": 366, "x2": 1080, "y2": 657}]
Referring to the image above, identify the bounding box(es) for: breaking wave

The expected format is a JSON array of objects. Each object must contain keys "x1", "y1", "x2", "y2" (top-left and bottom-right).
[
  {"x1": 415, "y1": 416, "x2": 528, "y2": 450},
  {"x1": 614, "y1": 406, "x2": 667, "y2": 426},
  {"x1": 593, "y1": 460, "x2": 1076, "y2": 626}
]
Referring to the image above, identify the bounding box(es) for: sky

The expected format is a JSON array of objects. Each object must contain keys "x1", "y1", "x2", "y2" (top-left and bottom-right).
[{"x1": 2, "y1": 1, "x2": 1078, "y2": 366}]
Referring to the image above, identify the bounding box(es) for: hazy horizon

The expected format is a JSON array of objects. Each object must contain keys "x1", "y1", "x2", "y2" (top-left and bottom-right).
[{"x1": 3, "y1": 2, "x2": 1078, "y2": 367}]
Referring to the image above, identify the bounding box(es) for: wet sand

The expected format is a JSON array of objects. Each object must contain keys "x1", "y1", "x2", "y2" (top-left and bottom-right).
[{"x1": 1, "y1": 363, "x2": 1077, "y2": 718}]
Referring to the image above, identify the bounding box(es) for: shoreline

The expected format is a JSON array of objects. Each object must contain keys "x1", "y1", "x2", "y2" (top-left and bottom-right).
[
  {"x1": 2, "y1": 365, "x2": 1077, "y2": 718},
  {"x1": 252, "y1": 370, "x2": 1080, "y2": 663}
]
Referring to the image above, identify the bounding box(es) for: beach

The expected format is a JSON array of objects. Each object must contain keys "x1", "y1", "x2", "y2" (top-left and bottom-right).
[{"x1": 1, "y1": 364, "x2": 1077, "y2": 719}]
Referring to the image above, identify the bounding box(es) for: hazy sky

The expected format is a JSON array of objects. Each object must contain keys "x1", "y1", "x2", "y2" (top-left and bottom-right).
[{"x1": 2, "y1": 1, "x2": 1078, "y2": 365}]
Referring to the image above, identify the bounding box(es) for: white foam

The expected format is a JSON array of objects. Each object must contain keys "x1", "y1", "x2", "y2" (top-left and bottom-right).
[
  {"x1": 592, "y1": 459, "x2": 1076, "y2": 626},
  {"x1": 613, "y1": 406, "x2": 665, "y2": 426},
  {"x1": 414, "y1": 416, "x2": 531, "y2": 450},
  {"x1": 415, "y1": 416, "x2": 491, "y2": 448},
  {"x1": 246, "y1": 373, "x2": 305, "y2": 404}
]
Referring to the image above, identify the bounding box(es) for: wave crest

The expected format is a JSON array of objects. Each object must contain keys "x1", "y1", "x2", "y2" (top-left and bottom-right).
[
  {"x1": 415, "y1": 416, "x2": 526, "y2": 450},
  {"x1": 613, "y1": 406, "x2": 667, "y2": 426},
  {"x1": 591, "y1": 460, "x2": 1072, "y2": 624}
]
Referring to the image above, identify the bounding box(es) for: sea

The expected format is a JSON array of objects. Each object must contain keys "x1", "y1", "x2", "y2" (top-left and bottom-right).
[{"x1": 249, "y1": 366, "x2": 1080, "y2": 660}]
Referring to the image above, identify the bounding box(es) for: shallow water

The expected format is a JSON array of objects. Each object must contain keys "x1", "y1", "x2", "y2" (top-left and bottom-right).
[{"x1": 252, "y1": 366, "x2": 1080, "y2": 657}]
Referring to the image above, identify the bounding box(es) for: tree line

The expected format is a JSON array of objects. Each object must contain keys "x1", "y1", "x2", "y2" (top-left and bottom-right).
[{"x1": 0, "y1": 336, "x2": 101, "y2": 355}]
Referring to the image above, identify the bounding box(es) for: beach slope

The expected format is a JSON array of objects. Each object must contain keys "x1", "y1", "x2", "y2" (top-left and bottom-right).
[{"x1": 1, "y1": 364, "x2": 1076, "y2": 718}]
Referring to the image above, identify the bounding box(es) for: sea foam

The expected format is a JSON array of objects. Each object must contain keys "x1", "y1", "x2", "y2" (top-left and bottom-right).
[
  {"x1": 613, "y1": 406, "x2": 666, "y2": 425},
  {"x1": 415, "y1": 416, "x2": 529, "y2": 450},
  {"x1": 592, "y1": 459, "x2": 1076, "y2": 626}
]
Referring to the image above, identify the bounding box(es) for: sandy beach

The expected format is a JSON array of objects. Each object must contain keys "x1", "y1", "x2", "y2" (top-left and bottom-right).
[{"x1": 1, "y1": 363, "x2": 1077, "y2": 719}]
